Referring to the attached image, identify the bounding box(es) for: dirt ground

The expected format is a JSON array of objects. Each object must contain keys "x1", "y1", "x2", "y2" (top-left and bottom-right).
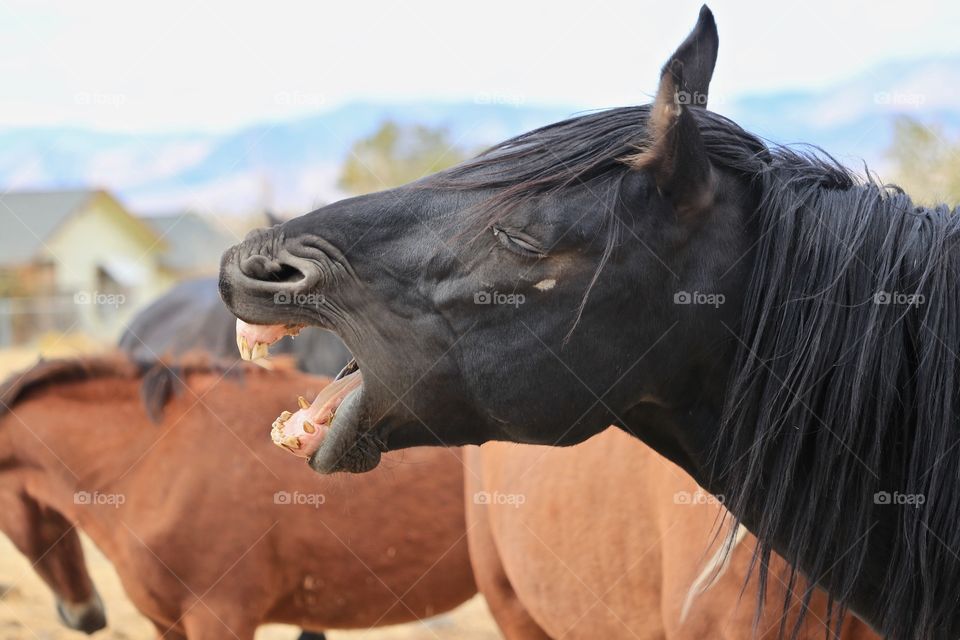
[{"x1": 0, "y1": 341, "x2": 502, "y2": 640}]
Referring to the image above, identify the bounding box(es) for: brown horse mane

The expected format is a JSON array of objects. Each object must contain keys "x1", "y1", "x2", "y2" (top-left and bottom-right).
[{"x1": 0, "y1": 352, "x2": 251, "y2": 423}]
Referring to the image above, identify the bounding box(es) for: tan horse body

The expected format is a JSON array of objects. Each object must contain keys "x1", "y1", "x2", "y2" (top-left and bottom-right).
[
  {"x1": 465, "y1": 429, "x2": 879, "y2": 639},
  {"x1": 0, "y1": 357, "x2": 475, "y2": 639}
]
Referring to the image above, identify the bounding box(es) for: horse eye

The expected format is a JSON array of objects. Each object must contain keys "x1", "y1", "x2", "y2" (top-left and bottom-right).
[{"x1": 492, "y1": 226, "x2": 545, "y2": 257}]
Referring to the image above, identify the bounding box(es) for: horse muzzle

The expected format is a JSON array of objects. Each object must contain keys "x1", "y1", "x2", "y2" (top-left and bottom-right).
[{"x1": 56, "y1": 589, "x2": 107, "y2": 634}]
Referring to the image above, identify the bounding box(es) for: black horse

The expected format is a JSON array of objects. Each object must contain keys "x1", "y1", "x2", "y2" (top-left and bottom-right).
[{"x1": 219, "y1": 6, "x2": 960, "y2": 639}]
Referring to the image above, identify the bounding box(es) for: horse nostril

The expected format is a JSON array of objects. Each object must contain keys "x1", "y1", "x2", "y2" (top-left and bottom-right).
[
  {"x1": 240, "y1": 256, "x2": 307, "y2": 284},
  {"x1": 274, "y1": 263, "x2": 306, "y2": 283},
  {"x1": 240, "y1": 255, "x2": 283, "y2": 280}
]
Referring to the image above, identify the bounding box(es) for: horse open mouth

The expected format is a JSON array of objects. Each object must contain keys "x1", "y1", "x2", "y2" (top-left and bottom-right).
[{"x1": 236, "y1": 319, "x2": 381, "y2": 473}]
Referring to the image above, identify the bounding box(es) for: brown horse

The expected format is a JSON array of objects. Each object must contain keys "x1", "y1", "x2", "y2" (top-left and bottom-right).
[
  {"x1": 0, "y1": 355, "x2": 475, "y2": 639},
  {"x1": 465, "y1": 429, "x2": 880, "y2": 639}
]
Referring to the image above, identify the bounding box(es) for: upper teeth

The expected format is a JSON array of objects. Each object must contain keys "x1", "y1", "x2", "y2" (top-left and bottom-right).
[{"x1": 237, "y1": 335, "x2": 271, "y2": 361}]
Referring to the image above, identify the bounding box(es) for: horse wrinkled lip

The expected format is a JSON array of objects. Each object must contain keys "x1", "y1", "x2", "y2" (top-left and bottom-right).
[{"x1": 270, "y1": 371, "x2": 364, "y2": 458}]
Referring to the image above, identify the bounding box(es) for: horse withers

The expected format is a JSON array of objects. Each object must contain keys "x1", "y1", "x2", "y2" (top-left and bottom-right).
[{"x1": 0, "y1": 356, "x2": 475, "y2": 639}]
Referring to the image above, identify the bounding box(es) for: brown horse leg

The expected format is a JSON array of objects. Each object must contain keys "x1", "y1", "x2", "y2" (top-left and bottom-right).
[{"x1": 464, "y1": 449, "x2": 551, "y2": 640}]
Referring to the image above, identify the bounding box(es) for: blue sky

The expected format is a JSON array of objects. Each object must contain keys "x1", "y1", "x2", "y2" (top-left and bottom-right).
[{"x1": 1, "y1": 0, "x2": 958, "y2": 133}]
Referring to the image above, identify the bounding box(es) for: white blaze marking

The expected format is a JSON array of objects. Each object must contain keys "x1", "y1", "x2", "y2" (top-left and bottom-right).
[{"x1": 534, "y1": 279, "x2": 556, "y2": 291}]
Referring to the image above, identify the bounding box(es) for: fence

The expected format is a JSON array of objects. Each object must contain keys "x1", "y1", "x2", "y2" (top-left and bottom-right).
[{"x1": 0, "y1": 295, "x2": 84, "y2": 347}]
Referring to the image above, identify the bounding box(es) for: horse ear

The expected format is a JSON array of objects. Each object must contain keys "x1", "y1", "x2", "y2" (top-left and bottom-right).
[{"x1": 627, "y1": 5, "x2": 718, "y2": 217}]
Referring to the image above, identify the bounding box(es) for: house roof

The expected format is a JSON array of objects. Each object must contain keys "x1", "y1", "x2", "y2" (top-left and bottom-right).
[
  {"x1": 0, "y1": 189, "x2": 95, "y2": 266},
  {"x1": 142, "y1": 212, "x2": 235, "y2": 274},
  {"x1": 0, "y1": 189, "x2": 164, "y2": 268}
]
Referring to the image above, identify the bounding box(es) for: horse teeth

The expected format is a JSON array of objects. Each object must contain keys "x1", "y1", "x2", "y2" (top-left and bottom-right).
[
  {"x1": 237, "y1": 336, "x2": 253, "y2": 360},
  {"x1": 303, "y1": 421, "x2": 316, "y2": 434},
  {"x1": 298, "y1": 396, "x2": 310, "y2": 410},
  {"x1": 251, "y1": 341, "x2": 270, "y2": 361},
  {"x1": 280, "y1": 411, "x2": 292, "y2": 420},
  {"x1": 284, "y1": 435, "x2": 301, "y2": 448}
]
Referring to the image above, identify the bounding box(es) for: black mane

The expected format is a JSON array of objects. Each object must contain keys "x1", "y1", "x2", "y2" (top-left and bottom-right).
[
  {"x1": 714, "y1": 149, "x2": 960, "y2": 638},
  {"x1": 436, "y1": 105, "x2": 960, "y2": 637},
  {"x1": 429, "y1": 105, "x2": 851, "y2": 208}
]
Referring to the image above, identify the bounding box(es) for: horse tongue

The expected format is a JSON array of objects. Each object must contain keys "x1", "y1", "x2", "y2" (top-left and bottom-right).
[
  {"x1": 236, "y1": 319, "x2": 302, "y2": 361},
  {"x1": 271, "y1": 371, "x2": 363, "y2": 458}
]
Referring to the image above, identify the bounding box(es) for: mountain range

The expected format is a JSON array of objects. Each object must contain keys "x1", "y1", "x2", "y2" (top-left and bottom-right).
[{"x1": 2, "y1": 56, "x2": 957, "y2": 215}]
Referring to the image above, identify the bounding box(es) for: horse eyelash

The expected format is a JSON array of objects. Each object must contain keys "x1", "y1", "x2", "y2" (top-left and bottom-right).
[{"x1": 491, "y1": 226, "x2": 545, "y2": 257}]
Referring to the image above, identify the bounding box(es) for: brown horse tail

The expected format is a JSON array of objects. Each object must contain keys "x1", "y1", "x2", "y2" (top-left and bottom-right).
[{"x1": 679, "y1": 523, "x2": 748, "y2": 623}]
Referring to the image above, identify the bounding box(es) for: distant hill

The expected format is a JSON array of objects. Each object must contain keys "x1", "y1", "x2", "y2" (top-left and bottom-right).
[
  {"x1": 725, "y1": 56, "x2": 960, "y2": 170},
  {"x1": 0, "y1": 102, "x2": 578, "y2": 214},
  {"x1": 2, "y1": 56, "x2": 957, "y2": 215}
]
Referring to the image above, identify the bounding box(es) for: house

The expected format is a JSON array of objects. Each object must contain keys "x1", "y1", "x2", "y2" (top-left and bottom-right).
[
  {"x1": 0, "y1": 189, "x2": 172, "y2": 345},
  {"x1": 141, "y1": 211, "x2": 236, "y2": 280}
]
